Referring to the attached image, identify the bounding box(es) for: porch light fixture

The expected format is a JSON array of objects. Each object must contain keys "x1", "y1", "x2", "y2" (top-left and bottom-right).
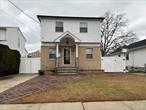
[{"x1": 66, "y1": 40, "x2": 69, "y2": 44}]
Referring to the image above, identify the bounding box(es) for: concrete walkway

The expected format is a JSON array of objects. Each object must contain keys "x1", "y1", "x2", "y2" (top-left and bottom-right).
[
  {"x1": 0, "y1": 100, "x2": 146, "y2": 110},
  {"x1": 132, "y1": 73, "x2": 146, "y2": 76},
  {"x1": 0, "y1": 74, "x2": 37, "y2": 93}
]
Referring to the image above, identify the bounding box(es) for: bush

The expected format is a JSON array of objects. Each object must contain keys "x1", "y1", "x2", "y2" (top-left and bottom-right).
[
  {"x1": 38, "y1": 70, "x2": 44, "y2": 75},
  {"x1": 0, "y1": 44, "x2": 21, "y2": 77}
]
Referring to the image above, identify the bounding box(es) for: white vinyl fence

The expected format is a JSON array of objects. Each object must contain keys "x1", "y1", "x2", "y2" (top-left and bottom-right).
[
  {"x1": 19, "y1": 58, "x2": 40, "y2": 73},
  {"x1": 101, "y1": 57, "x2": 125, "y2": 72}
]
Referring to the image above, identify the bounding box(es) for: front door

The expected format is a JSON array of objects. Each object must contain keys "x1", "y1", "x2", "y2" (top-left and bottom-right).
[{"x1": 63, "y1": 48, "x2": 71, "y2": 64}]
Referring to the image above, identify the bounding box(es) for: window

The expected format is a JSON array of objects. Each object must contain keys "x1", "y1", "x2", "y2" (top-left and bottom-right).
[
  {"x1": 80, "y1": 22, "x2": 88, "y2": 33},
  {"x1": 49, "y1": 48, "x2": 56, "y2": 59},
  {"x1": 86, "y1": 48, "x2": 93, "y2": 59},
  {"x1": 55, "y1": 21, "x2": 63, "y2": 32}
]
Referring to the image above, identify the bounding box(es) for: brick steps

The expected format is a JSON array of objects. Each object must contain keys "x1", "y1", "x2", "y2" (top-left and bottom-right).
[{"x1": 56, "y1": 67, "x2": 78, "y2": 74}]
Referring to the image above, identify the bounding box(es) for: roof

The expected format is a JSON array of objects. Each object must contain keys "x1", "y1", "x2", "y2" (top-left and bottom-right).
[
  {"x1": 109, "y1": 39, "x2": 146, "y2": 56},
  {"x1": 37, "y1": 15, "x2": 105, "y2": 22},
  {"x1": 128, "y1": 39, "x2": 146, "y2": 49},
  {"x1": 54, "y1": 31, "x2": 81, "y2": 42}
]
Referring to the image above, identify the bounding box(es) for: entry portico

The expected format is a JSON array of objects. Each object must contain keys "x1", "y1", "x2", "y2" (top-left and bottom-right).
[{"x1": 54, "y1": 31, "x2": 81, "y2": 73}]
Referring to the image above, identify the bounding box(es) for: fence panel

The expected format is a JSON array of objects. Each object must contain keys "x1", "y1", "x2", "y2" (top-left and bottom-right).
[
  {"x1": 101, "y1": 57, "x2": 125, "y2": 72},
  {"x1": 19, "y1": 58, "x2": 40, "y2": 73}
]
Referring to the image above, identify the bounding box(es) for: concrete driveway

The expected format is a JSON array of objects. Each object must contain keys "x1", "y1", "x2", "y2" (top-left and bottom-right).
[
  {"x1": 0, "y1": 74, "x2": 37, "y2": 93},
  {"x1": 0, "y1": 100, "x2": 146, "y2": 110}
]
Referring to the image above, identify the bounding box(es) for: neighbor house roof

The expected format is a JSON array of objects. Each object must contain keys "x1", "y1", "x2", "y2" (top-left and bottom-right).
[
  {"x1": 128, "y1": 39, "x2": 146, "y2": 49},
  {"x1": 109, "y1": 39, "x2": 146, "y2": 56},
  {"x1": 37, "y1": 15, "x2": 105, "y2": 22}
]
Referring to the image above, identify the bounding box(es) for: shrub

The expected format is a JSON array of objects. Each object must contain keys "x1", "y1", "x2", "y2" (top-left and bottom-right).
[{"x1": 0, "y1": 44, "x2": 21, "y2": 77}]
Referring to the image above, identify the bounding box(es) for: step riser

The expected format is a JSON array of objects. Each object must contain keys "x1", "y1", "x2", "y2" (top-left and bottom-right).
[
  {"x1": 58, "y1": 70, "x2": 77, "y2": 73},
  {"x1": 56, "y1": 67, "x2": 78, "y2": 74}
]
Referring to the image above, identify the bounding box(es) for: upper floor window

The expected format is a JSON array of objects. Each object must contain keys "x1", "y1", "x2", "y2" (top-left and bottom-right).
[
  {"x1": 80, "y1": 22, "x2": 88, "y2": 33},
  {"x1": 86, "y1": 48, "x2": 93, "y2": 59},
  {"x1": 55, "y1": 21, "x2": 63, "y2": 32}
]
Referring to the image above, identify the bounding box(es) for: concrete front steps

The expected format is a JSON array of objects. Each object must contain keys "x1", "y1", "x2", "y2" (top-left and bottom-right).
[{"x1": 56, "y1": 67, "x2": 78, "y2": 75}]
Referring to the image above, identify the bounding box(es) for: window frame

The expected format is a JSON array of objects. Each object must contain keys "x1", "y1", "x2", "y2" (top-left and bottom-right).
[
  {"x1": 49, "y1": 48, "x2": 56, "y2": 59},
  {"x1": 86, "y1": 48, "x2": 93, "y2": 59},
  {"x1": 80, "y1": 22, "x2": 88, "y2": 33},
  {"x1": 55, "y1": 21, "x2": 64, "y2": 32}
]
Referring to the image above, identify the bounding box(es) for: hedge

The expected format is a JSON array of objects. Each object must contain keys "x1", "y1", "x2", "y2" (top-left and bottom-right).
[{"x1": 0, "y1": 44, "x2": 21, "y2": 77}]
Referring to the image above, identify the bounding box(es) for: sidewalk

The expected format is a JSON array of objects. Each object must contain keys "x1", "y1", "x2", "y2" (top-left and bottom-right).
[{"x1": 0, "y1": 100, "x2": 146, "y2": 110}]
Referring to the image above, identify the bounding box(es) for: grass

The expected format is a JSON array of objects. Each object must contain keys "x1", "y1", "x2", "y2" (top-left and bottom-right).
[{"x1": 10, "y1": 73, "x2": 146, "y2": 104}]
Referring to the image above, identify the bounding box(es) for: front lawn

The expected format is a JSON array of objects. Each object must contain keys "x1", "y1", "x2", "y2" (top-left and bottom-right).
[{"x1": 10, "y1": 73, "x2": 146, "y2": 103}]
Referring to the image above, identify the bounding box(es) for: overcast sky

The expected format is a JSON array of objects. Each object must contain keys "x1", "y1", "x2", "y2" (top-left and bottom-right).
[{"x1": 0, "y1": 0, "x2": 146, "y2": 53}]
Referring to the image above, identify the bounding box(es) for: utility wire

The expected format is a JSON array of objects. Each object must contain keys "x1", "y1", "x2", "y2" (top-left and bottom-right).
[{"x1": 7, "y1": 0, "x2": 39, "y2": 24}]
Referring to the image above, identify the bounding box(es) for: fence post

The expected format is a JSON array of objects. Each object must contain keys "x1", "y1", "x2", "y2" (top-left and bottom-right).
[{"x1": 144, "y1": 63, "x2": 146, "y2": 73}]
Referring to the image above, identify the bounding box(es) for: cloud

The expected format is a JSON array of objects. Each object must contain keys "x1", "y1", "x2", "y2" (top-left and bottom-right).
[
  {"x1": 0, "y1": 0, "x2": 146, "y2": 52},
  {"x1": 25, "y1": 42, "x2": 41, "y2": 53}
]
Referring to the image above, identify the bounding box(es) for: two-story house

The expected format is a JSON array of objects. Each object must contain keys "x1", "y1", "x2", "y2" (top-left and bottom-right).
[
  {"x1": 0, "y1": 27, "x2": 28, "y2": 57},
  {"x1": 37, "y1": 15, "x2": 104, "y2": 74}
]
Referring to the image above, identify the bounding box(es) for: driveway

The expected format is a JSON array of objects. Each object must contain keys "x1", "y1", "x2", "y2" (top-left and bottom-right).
[
  {"x1": 0, "y1": 74, "x2": 37, "y2": 93},
  {"x1": 0, "y1": 100, "x2": 146, "y2": 110}
]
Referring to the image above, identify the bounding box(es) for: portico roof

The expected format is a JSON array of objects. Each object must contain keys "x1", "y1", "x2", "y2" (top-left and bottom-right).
[{"x1": 54, "y1": 31, "x2": 81, "y2": 42}]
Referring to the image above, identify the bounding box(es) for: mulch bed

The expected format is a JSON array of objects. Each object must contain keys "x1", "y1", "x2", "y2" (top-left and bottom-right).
[{"x1": 0, "y1": 74, "x2": 85, "y2": 104}]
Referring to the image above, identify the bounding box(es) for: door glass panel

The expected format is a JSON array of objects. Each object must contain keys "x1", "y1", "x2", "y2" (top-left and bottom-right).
[{"x1": 64, "y1": 48, "x2": 70, "y2": 64}]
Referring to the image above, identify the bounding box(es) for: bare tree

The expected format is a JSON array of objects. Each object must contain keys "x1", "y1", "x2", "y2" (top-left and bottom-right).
[{"x1": 101, "y1": 11, "x2": 138, "y2": 56}]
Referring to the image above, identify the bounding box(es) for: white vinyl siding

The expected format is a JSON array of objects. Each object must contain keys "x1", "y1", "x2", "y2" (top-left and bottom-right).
[
  {"x1": 41, "y1": 19, "x2": 101, "y2": 42},
  {"x1": 0, "y1": 29, "x2": 6, "y2": 40}
]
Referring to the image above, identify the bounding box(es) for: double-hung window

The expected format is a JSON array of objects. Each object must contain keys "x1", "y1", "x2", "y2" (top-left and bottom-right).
[
  {"x1": 80, "y1": 22, "x2": 88, "y2": 33},
  {"x1": 55, "y1": 21, "x2": 63, "y2": 32},
  {"x1": 49, "y1": 48, "x2": 56, "y2": 59},
  {"x1": 86, "y1": 48, "x2": 93, "y2": 59}
]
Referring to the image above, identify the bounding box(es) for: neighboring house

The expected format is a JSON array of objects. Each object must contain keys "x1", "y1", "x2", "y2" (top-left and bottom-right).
[
  {"x1": 109, "y1": 39, "x2": 146, "y2": 72},
  {"x1": 0, "y1": 27, "x2": 28, "y2": 57},
  {"x1": 37, "y1": 15, "x2": 104, "y2": 74},
  {"x1": 28, "y1": 50, "x2": 40, "y2": 58}
]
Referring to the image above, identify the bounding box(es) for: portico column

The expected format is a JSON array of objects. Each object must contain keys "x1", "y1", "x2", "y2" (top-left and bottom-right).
[
  {"x1": 76, "y1": 43, "x2": 78, "y2": 57},
  {"x1": 56, "y1": 43, "x2": 59, "y2": 58},
  {"x1": 56, "y1": 43, "x2": 59, "y2": 67},
  {"x1": 75, "y1": 43, "x2": 79, "y2": 67}
]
